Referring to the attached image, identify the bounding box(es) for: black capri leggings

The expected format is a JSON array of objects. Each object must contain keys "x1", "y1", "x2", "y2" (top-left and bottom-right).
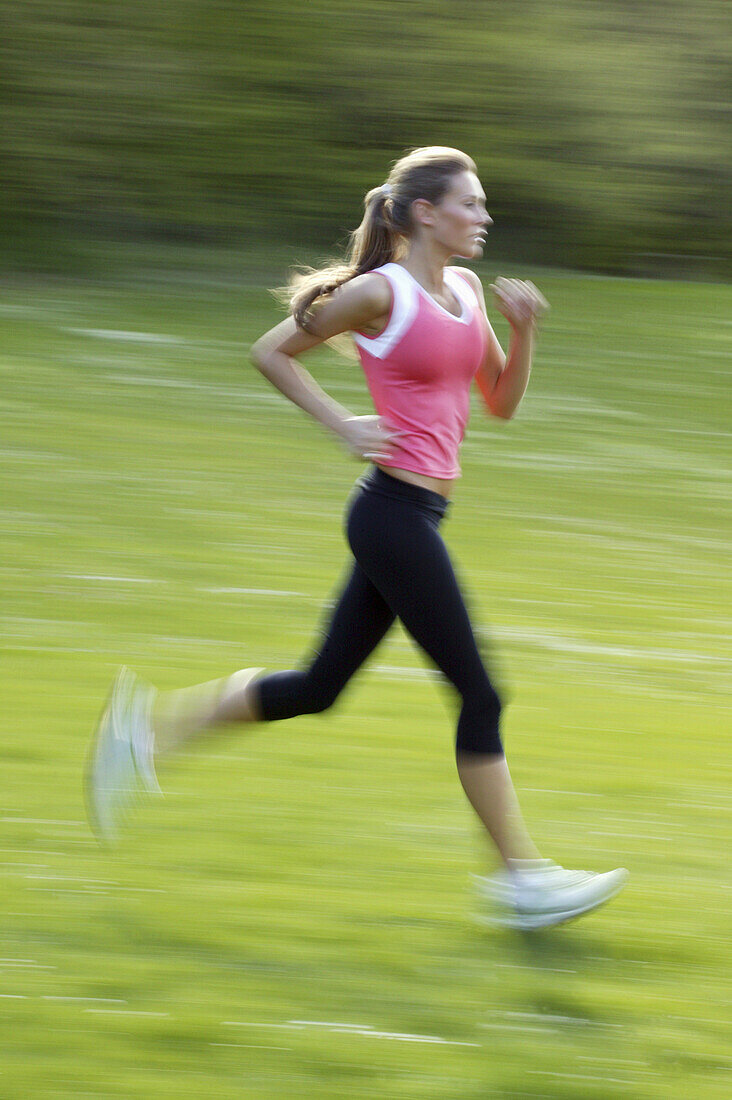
[{"x1": 256, "y1": 467, "x2": 503, "y2": 756}]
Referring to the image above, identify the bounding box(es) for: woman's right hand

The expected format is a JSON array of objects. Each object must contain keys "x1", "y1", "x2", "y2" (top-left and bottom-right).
[{"x1": 337, "y1": 415, "x2": 402, "y2": 462}]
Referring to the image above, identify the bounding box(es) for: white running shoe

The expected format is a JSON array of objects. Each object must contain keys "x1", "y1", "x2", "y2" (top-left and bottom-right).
[
  {"x1": 116, "y1": 666, "x2": 162, "y2": 795},
  {"x1": 474, "y1": 858, "x2": 629, "y2": 930},
  {"x1": 85, "y1": 667, "x2": 141, "y2": 844}
]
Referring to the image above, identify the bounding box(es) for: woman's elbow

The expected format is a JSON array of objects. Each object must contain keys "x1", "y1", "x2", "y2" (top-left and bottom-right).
[
  {"x1": 486, "y1": 400, "x2": 514, "y2": 421},
  {"x1": 249, "y1": 339, "x2": 269, "y2": 372}
]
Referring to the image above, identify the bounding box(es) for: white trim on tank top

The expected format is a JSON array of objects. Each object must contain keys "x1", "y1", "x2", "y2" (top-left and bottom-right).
[
  {"x1": 352, "y1": 264, "x2": 418, "y2": 360},
  {"x1": 352, "y1": 263, "x2": 478, "y2": 361},
  {"x1": 444, "y1": 266, "x2": 481, "y2": 320}
]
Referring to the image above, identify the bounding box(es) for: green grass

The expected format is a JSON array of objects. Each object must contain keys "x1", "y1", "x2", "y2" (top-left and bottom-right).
[{"x1": 1, "y1": 261, "x2": 730, "y2": 1098}]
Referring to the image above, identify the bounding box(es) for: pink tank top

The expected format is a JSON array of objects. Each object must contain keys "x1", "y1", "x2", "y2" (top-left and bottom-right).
[{"x1": 353, "y1": 263, "x2": 488, "y2": 479}]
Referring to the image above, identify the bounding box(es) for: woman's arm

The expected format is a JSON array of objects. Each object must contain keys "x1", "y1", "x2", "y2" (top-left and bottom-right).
[
  {"x1": 460, "y1": 270, "x2": 548, "y2": 420},
  {"x1": 250, "y1": 274, "x2": 400, "y2": 461},
  {"x1": 480, "y1": 316, "x2": 534, "y2": 421}
]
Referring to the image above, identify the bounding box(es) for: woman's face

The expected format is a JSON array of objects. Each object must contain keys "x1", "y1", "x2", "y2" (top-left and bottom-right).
[{"x1": 424, "y1": 170, "x2": 493, "y2": 259}]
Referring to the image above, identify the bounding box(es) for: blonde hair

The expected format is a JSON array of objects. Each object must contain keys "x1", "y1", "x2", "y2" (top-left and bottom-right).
[{"x1": 281, "y1": 146, "x2": 477, "y2": 332}]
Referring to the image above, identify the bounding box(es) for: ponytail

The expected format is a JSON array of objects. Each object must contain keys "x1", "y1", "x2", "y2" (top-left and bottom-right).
[
  {"x1": 278, "y1": 147, "x2": 476, "y2": 332},
  {"x1": 283, "y1": 187, "x2": 399, "y2": 333}
]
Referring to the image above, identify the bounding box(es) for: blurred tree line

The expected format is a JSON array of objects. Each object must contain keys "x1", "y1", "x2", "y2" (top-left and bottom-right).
[{"x1": 2, "y1": 0, "x2": 729, "y2": 277}]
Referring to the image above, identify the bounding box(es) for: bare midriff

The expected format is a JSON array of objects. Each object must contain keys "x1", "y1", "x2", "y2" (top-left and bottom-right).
[{"x1": 375, "y1": 463, "x2": 455, "y2": 499}]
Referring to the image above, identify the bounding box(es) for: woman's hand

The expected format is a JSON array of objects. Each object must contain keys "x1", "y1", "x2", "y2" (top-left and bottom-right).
[
  {"x1": 337, "y1": 415, "x2": 403, "y2": 462},
  {"x1": 490, "y1": 277, "x2": 549, "y2": 333}
]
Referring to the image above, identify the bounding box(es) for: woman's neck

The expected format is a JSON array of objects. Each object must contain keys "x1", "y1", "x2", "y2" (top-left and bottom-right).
[{"x1": 399, "y1": 244, "x2": 451, "y2": 295}]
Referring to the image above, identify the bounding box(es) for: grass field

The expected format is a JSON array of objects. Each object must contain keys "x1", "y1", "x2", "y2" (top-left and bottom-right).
[{"x1": 1, "y1": 258, "x2": 730, "y2": 1098}]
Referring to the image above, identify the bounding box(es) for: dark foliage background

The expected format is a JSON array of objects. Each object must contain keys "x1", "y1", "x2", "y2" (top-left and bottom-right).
[{"x1": 3, "y1": 0, "x2": 729, "y2": 276}]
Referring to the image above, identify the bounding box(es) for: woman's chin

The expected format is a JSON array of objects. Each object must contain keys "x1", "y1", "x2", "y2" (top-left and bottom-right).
[{"x1": 458, "y1": 242, "x2": 484, "y2": 260}]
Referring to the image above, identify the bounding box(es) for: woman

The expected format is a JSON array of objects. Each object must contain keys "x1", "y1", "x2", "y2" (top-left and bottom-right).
[{"x1": 87, "y1": 147, "x2": 627, "y2": 929}]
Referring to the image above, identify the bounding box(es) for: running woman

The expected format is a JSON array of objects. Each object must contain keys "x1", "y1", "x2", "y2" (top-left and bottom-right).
[{"x1": 87, "y1": 147, "x2": 628, "y2": 929}]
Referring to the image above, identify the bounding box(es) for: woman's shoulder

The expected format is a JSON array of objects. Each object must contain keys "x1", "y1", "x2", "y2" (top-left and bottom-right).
[
  {"x1": 307, "y1": 270, "x2": 392, "y2": 338},
  {"x1": 332, "y1": 270, "x2": 392, "y2": 311}
]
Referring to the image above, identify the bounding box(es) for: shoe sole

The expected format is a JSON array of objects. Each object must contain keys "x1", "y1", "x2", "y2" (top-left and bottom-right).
[{"x1": 477, "y1": 870, "x2": 629, "y2": 930}]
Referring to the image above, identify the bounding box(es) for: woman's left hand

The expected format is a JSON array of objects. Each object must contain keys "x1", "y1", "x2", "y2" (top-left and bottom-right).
[{"x1": 490, "y1": 277, "x2": 549, "y2": 333}]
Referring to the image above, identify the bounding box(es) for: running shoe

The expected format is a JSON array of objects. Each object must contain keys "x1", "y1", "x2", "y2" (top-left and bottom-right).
[
  {"x1": 474, "y1": 858, "x2": 629, "y2": 930},
  {"x1": 85, "y1": 667, "x2": 141, "y2": 844},
  {"x1": 117, "y1": 666, "x2": 162, "y2": 795}
]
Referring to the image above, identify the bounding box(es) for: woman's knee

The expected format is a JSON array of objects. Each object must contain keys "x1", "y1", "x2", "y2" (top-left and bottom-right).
[
  {"x1": 257, "y1": 668, "x2": 342, "y2": 720},
  {"x1": 300, "y1": 673, "x2": 342, "y2": 715}
]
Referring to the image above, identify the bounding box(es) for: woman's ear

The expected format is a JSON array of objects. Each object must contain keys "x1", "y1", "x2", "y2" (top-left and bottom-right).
[{"x1": 411, "y1": 198, "x2": 435, "y2": 229}]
